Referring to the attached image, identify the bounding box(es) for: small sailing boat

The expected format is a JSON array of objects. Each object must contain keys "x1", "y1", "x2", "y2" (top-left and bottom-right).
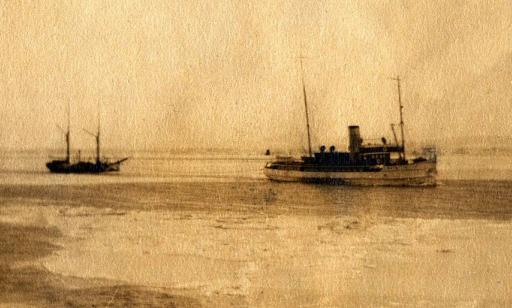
[
  {"x1": 46, "y1": 104, "x2": 128, "y2": 174},
  {"x1": 264, "y1": 68, "x2": 437, "y2": 186}
]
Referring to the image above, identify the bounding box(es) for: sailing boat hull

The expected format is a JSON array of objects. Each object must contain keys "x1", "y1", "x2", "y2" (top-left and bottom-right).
[
  {"x1": 264, "y1": 161, "x2": 436, "y2": 186},
  {"x1": 47, "y1": 102, "x2": 128, "y2": 174},
  {"x1": 46, "y1": 160, "x2": 125, "y2": 174}
]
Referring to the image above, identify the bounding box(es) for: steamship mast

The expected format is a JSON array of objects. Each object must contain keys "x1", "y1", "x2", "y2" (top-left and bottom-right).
[
  {"x1": 299, "y1": 56, "x2": 313, "y2": 157},
  {"x1": 392, "y1": 76, "x2": 406, "y2": 161}
]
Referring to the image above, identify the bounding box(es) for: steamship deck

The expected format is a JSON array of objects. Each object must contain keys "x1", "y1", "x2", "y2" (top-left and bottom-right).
[{"x1": 264, "y1": 125, "x2": 437, "y2": 186}]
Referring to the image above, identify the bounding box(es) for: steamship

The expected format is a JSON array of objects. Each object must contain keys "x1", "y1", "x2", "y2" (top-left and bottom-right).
[{"x1": 264, "y1": 75, "x2": 437, "y2": 186}]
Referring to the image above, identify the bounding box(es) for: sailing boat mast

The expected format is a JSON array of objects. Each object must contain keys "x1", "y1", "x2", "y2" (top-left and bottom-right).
[
  {"x1": 96, "y1": 102, "x2": 100, "y2": 164},
  {"x1": 83, "y1": 102, "x2": 101, "y2": 165},
  {"x1": 300, "y1": 57, "x2": 313, "y2": 157},
  {"x1": 392, "y1": 76, "x2": 406, "y2": 160},
  {"x1": 65, "y1": 103, "x2": 71, "y2": 163},
  {"x1": 56, "y1": 104, "x2": 71, "y2": 163}
]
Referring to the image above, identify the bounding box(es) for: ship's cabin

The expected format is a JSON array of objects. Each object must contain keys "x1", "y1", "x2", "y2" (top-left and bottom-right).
[{"x1": 303, "y1": 125, "x2": 405, "y2": 166}]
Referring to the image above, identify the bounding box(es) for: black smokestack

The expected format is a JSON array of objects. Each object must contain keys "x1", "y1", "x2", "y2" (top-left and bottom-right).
[{"x1": 348, "y1": 125, "x2": 362, "y2": 153}]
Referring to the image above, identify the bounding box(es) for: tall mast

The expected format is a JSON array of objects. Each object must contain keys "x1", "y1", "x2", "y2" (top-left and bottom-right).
[
  {"x1": 390, "y1": 124, "x2": 399, "y2": 146},
  {"x1": 96, "y1": 101, "x2": 100, "y2": 164},
  {"x1": 392, "y1": 76, "x2": 406, "y2": 160},
  {"x1": 66, "y1": 102, "x2": 70, "y2": 163},
  {"x1": 83, "y1": 102, "x2": 101, "y2": 164},
  {"x1": 300, "y1": 57, "x2": 312, "y2": 157}
]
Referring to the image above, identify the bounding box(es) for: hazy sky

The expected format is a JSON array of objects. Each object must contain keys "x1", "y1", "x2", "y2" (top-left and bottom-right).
[{"x1": 1, "y1": 0, "x2": 511, "y2": 152}]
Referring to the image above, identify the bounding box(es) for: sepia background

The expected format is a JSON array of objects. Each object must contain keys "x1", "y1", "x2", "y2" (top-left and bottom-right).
[
  {"x1": 1, "y1": 1, "x2": 511, "y2": 307},
  {"x1": 1, "y1": 0, "x2": 511, "y2": 152}
]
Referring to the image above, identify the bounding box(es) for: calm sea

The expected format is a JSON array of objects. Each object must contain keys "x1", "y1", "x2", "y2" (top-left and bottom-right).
[{"x1": 1, "y1": 151, "x2": 511, "y2": 306}]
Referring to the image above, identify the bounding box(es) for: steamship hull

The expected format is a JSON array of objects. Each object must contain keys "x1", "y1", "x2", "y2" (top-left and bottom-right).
[{"x1": 264, "y1": 161, "x2": 436, "y2": 186}]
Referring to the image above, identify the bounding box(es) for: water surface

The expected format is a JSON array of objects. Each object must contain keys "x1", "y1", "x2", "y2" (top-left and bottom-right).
[{"x1": 1, "y1": 151, "x2": 511, "y2": 306}]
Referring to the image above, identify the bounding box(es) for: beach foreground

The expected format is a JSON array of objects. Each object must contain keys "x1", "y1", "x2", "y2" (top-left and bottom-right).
[{"x1": 1, "y1": 177, "x2": 511, "y2": 307}]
